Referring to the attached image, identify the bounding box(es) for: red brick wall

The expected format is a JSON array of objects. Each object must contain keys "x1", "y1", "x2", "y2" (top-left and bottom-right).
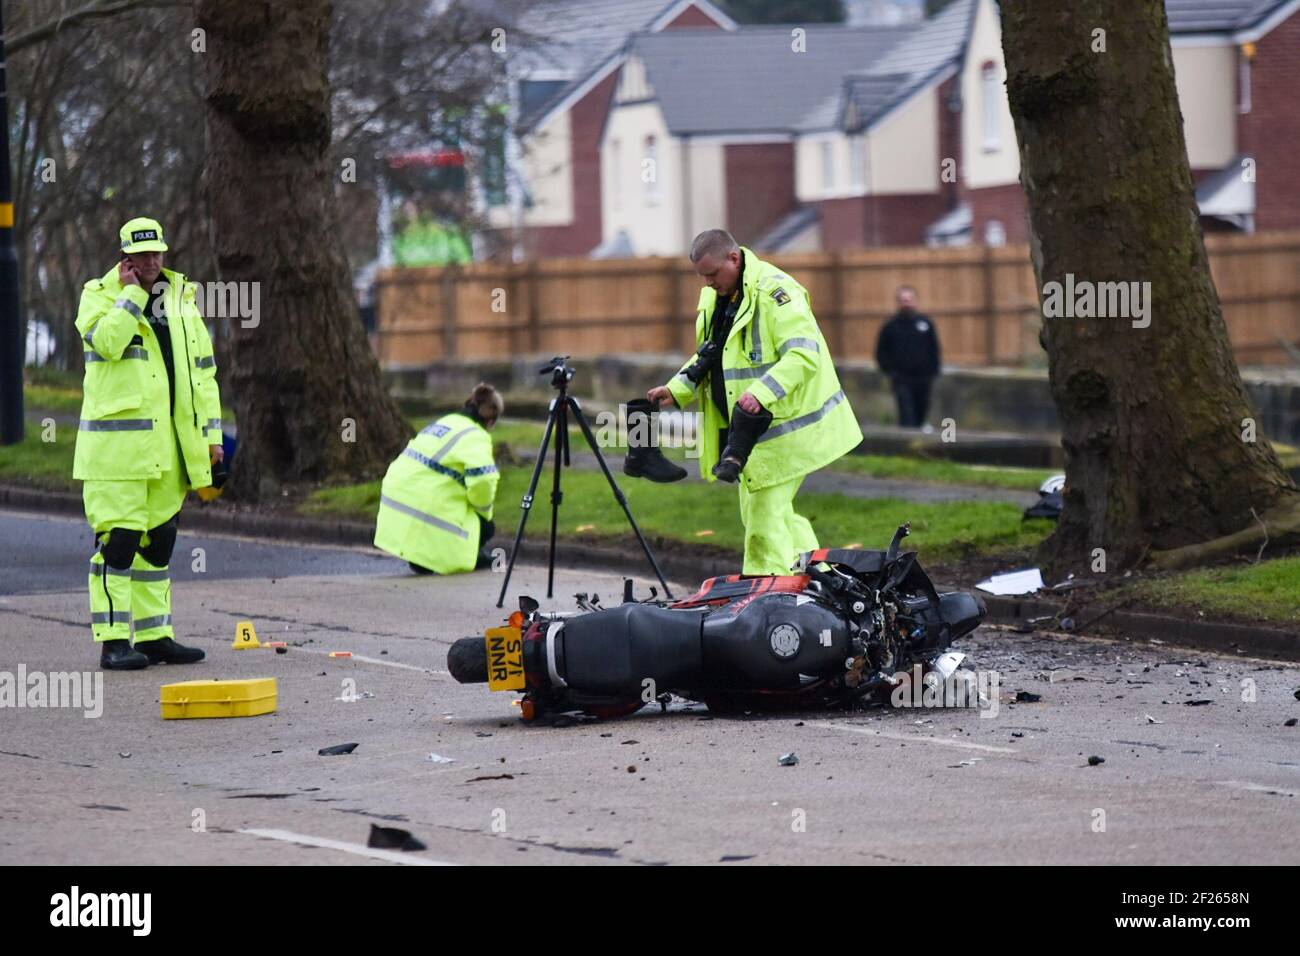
[
  {"x1": 1239, "y1": 8, "x2": 1300, "y2": 230},
  {"x1": 523, "y1": 72, "x2": 617, "y2": 258},
  {"x1": 814, "y1": 193, "x2": 950, "y2": 248},
  {"x1": 664, "y1": 5, "x2": 724, "y2": 28},
  {"x1": 724, "y1": 143, "x2": 797, "y2": 243},
  {"x1": 968, "y1": 182, "x2": 1029, "y2": 243},
  {"x1": 815, "y1": 197, "x2": 867, "y2": 248},
  {"x1": 522, "y1": 4, "x2": 728, "y2": 258}
]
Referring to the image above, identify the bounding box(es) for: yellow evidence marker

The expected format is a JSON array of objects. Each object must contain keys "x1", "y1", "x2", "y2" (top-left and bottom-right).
[
  {"x1": 232, "y1": 620, "x2": 261, "y2": 649},
  {"x1": 161, "y1": 678, "x2": 278, "y2": 719}
]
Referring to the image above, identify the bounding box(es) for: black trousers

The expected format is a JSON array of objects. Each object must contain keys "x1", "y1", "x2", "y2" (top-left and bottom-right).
[{"x1": 891, "y1": 377, "x2": 933, "y2": 429}]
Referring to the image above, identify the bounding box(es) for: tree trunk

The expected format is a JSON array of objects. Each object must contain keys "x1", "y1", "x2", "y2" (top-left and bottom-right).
[
  {"x1": 999, "y1": 0, "x2": 1297, "y2": 577},
  {"x1": 197, "y1": 0, "x2": 409, "y2": 500}
]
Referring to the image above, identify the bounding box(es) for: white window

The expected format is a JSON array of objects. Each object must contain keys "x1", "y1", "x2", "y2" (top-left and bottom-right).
[
  {"x1": 849, "y1": 136, "x2": 866, "y2": 190},
  {"x1": 981, "y1": 62, "x2": 1001, "y2": 151},
  {"x1": 643, "y1": 135, "x2": 661, "y2": 204},
  {"x1": 820, "y1": 140, "x2": 835, "y2": 193}
]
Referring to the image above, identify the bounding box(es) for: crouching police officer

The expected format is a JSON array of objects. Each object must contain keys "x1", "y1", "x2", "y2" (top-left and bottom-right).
[
  {"x1": 374, "y1": 384, "x2": 502, "y2": 575},
  {"x1": 646, "y1": 229, "x2": 862, "y2": 575},
  {"x1": 76, "y1": 217, "x2": 224, "y2": 670}
]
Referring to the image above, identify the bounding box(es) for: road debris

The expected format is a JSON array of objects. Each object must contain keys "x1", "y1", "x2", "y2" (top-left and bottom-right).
[
  {"x1": 318, "y1": 742, "x2": 358, "y2": 756},
  {"x1": 975, "y1": 568, "x2": 1043, "y2": 596},
  {"x1": 366, "y1": 824, "x2": 426, "y2": 852},
  {"x1": 778, "y1": 753, "x2": 799, "y2": 766},
  {"x1": 1087, "y1": 755, "x2": 1105, "y2": 766}
]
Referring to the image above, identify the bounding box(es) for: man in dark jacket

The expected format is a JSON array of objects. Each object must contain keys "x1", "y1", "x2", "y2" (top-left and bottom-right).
[{"x1": 875, "y1": 285, "x2": 941, "y2": 429}]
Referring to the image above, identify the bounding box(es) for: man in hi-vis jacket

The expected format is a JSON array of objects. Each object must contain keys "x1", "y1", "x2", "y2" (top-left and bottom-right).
[{"x1": 646, "y1": 229, "x2": 862, "y2": 575}]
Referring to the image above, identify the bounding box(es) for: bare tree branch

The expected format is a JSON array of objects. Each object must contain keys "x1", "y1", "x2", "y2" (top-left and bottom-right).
[{"x1": 5, "y1": 0, "x2": 191, "y2": 54}]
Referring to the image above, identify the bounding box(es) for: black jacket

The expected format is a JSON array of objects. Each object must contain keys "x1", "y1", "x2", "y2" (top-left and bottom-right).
[{"x1": 876, "y1": 309, "x2": 941, "y2": 381}]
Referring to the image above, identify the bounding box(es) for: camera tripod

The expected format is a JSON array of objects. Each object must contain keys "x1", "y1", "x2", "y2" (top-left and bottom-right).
[{"x1": 496, "y1": 357, "x2": 673, "y2": 607}]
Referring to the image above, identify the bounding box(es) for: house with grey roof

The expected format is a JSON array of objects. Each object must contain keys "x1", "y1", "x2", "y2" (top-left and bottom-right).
[
  {"x1": 586, "y1": 0, "x2": 1300, "y2": 257},
  {"x1": 600, "y1": 23, "x2": 916, "y2": 255},
  {"x1": 482, "y1": 0, "x2": 736, "y2": 258},
  {"x1": 937, "y1": 0, "x2": 1300, "y2": 245}
]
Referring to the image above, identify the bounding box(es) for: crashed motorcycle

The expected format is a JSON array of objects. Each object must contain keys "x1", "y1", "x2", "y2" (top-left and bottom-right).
[{"x1": 449, "y1": 523, "x2": 987, "y2": 722}]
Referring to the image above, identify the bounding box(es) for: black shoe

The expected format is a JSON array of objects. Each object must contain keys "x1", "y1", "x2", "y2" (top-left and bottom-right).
[
  {"x1": 137, "y1": 637, "x2": 205, "y2": 665},
  {"x1": 711, "y1": 404, "x2": 773, "y2": 483},
  {"x1": 408, "y1": 561, "x2": 436, "y2": 575},
  {"x1": 624, "y1": 399, "x2": 687, "y2": 483},
  {"x1": 475, "y1": 548, "x2": 496, "y2": 570},
  {"x1": 100, "y1": 639, "x2": 149, "y2": 671},
  {"x1": 625, "y1": 447, "x2": 688, "y2": 483}
]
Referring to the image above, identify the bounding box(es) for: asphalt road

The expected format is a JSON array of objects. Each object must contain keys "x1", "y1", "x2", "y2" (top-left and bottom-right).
[{"x1": 1, "y1": 508, "x2": 1297, "y2": 865}]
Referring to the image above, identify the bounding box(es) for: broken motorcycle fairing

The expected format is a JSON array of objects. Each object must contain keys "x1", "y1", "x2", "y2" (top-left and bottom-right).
[{"x1": 450, "y1": 523, "x2": 986, "y2": 723}]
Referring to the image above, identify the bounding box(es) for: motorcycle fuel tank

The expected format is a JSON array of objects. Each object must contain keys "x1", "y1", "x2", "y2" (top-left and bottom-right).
[{"x1": 700, "y1": 592, "x2": 853, "y2": 689}]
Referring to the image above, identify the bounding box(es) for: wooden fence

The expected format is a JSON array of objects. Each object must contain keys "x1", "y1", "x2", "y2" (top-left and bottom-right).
[{"x1": 374, "y1": 231, "x2": 1300, "y2": 368}]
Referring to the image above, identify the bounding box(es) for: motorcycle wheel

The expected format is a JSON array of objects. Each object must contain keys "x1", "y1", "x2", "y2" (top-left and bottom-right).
[{"x1": 448, "y1": 637, "x2": 489, "y2": 683}]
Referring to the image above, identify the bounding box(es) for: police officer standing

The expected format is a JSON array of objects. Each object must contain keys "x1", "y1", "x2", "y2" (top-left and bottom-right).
[
  {"x1": 75, "y1": 217, "x2": 224, "y2": 670},
  {"x1": 646, "y1": 229, "x2": 862, "y2": 576}
]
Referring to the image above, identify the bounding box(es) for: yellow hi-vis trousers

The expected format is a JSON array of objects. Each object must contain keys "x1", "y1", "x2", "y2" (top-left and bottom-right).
[
  {"x1": 737, "y1": 474, "x2": 819, "y2": 575},
  {"x1": 84, "y1": 445, "x2": 188, "y2": 644}
]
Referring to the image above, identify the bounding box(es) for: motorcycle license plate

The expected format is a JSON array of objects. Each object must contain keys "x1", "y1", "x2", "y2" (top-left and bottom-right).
[{"x1": 485, "y1": 626, "x2": 525, "y2": 692}]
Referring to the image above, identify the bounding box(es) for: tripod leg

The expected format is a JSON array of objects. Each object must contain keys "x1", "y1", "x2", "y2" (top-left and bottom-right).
[
  {"x1": 547, "y1": 399, "x2": 566, "y2": 599},
  {"x1": 496, "y1": 401, "x2": 559, "y2": 608},
  {"x1": 568, "y1": 397, "x2": 675, "y2": 600}
]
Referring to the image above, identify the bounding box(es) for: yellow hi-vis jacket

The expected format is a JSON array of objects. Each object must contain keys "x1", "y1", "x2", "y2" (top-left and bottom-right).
[
  {"x1": 373, "y1": 412, "x2": 499, "y2": 573},
  {"x1": 73, "y1": 266, "x2": 222, "y2": 486},
  {"x1": 666, "y1": 247, "x2": 862, "y2": 491}
]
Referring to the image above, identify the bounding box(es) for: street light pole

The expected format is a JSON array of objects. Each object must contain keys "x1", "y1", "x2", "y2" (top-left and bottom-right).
[{"x1": 0, "y1": 0, "x2": 26, "y2": 446}]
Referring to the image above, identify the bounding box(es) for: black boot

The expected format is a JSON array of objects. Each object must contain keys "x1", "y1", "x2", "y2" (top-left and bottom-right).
[
  {"x1": 712, "y1": 404, "x2": 773, "y2": 483},
  {"x1": 623, "y1": 399, "x2": 687, "y2": 483},
  {"x1": 137, "y1": 637, "x2": 205, "y2": 665},
  {"x1": 100, "y1": 639, "x2": 149, "y2": 671}
]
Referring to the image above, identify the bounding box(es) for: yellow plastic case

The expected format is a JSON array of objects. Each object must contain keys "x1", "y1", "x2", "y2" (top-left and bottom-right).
[{"x1": 160, "y1": 678, "x2": 278, "y2": 719}]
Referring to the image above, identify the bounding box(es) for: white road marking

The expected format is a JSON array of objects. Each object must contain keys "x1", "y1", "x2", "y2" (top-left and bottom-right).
[
  {"x1": 239, "y1": 828, "x2": 458, "y2": 865},
  {"x1": 1216, "y1": 780, "x2": 1299, "y2": 798},
  {"x1": 808, "y1": 720, "x2": 1019, "y2": 753},
  {"x1": 297, "y1": 647, "x2": 448, "y2": 675}
]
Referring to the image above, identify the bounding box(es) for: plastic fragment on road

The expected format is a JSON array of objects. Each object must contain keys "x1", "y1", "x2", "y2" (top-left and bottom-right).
[
  {"x1": 367, "y1": 824, "x2": 427, "y2": 851},
  {"x1": 329, "y1": 651, "x2": 352, "y2": 658},
  {"x1": 319, "y1": 742, "x2": 359, "y2": 756},
  {"x1": 975, "y1": 568, "x2": 1044, "y2": 596},
  {"x1": 425, "y1": 753, "x2": 455, "y2": 764},
  {"x1": 778, "y1": 752, "x2": 798, "y2": 766}
]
